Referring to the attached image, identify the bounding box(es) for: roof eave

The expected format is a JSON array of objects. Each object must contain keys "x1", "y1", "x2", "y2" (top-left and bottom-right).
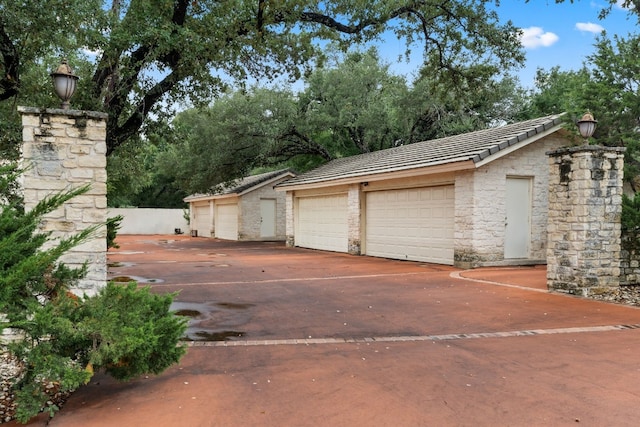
[
  {"x1": 275, "y1": 160, "x2": 475, "y2": 192},
  {"x1": 237, "y1": 171, "x2": 296, "y2": 196},
  {"x1": 183, "y1": 194, "x2": 212, "y2": 203},
  {"x1": 184, "y1": 193, "x2": 240, "y2": 203},
  {"x1": 472, "y1": 123, "x2": 564, "y2": 169},
  {"x1": 185, "y1": 171, "x2": 296, "y2": 201}
]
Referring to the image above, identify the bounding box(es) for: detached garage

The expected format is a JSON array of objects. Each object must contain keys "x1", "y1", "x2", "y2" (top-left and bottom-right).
[
  {"x1": 276, "y1": 115, "x2": 570, "y2": 267},
  {"x1": 184, "y1": 169, "x2": 295, "y2": 241}
]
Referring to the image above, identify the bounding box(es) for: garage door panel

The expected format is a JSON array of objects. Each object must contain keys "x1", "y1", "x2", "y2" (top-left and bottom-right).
[
  {"x1": 216, "y1": 204, "x2": 238, "y2": 240},
  {"x1": 296, "y1": 195, "x2": 348, "y2": 252},
  {"x1": 194, "y1": 204, "x2": 210, "y2": 237},
  {"x1": 366, "y1": 186, "x2": 454, "y2": 265}
]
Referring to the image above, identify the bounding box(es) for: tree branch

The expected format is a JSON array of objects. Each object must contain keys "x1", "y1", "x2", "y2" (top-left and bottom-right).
[
  {"x1": 0, "y1": 18, "x2": 19, "y2": 101},
  {"x1": 277, "y1": 127, "x2": 334, "y2": 160},
  {"x1": 109, "y1": 70, "x2": 181, "y2": 154}
]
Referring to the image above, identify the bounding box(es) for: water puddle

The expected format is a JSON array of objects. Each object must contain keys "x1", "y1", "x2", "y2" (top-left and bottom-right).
[
  {"x1": 171, "y1": 301, "x2": 252, "y2": 341},
  {"x1": 216, "y1": 302, "x2": 254, "y2": 310},
  {"x1": 191, "y1": 331, "x2": 245, "y2": 341},
  {"x1": 107, "y1": 262, "x2": 136, "y2": 268},
  {"x1": 109, "y1": 275, "x2": 164, "y2": 284}
]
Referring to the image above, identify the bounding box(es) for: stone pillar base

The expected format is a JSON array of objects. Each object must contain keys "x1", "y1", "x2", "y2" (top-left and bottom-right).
[{"x1": 546, "y1": 145, "x2": 625, "y2": 295}]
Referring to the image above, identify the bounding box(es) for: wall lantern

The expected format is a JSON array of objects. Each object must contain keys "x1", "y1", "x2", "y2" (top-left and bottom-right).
[
  {"x1": 577, "y1": 112, "x2": 597, "y2": 140},
  {"x1": 50, "y1": 58, "x2": 79, "y2": 110}
]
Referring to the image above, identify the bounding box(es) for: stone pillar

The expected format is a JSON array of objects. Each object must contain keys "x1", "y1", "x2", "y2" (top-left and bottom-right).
[
  {"x1": 285, "y1": 191, "x2": 295, "y2": 247},
  {"x1": 18, "y1": 107, "x2": 108, "y2": 297},
  {"x1": 347, "y1": 184, "x2": 361, "y2": 255},
  {"x1": 546, "y1": 145, "x2": 625, "y2": 296}
]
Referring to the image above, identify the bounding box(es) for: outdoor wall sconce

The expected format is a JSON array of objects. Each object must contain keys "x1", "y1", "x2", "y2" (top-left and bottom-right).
[
  {"x1": 50, "y1": 58, "x2": 79, "y2": 110},
  {"x1": 577, "y1": 112, "x2": 597, "y2": 140}
]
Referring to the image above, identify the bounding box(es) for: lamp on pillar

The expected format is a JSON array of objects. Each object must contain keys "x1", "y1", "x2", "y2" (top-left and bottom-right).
[
  {"x1": 50, "y1": 58, "x2": 79, "y2": 110},
  {"x1": 577, "y1": 112, "x2": 597, "y2": 142}
]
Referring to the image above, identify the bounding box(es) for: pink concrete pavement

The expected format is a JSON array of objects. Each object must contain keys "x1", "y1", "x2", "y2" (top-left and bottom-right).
[{"x1": 10, "y1": 236, "x2": 640, "y2": 426}]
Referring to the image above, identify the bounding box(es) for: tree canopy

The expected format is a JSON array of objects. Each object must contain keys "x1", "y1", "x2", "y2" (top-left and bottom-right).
[
  {"x1": 0, "y1": 0, "x2": 525, "y2": 157},
  {"x1": 520, "y1": 30, "x2": 640, "y2": 189},
  {"x1": 152, "y1": 47, "x2": 525, "y2": 196}
]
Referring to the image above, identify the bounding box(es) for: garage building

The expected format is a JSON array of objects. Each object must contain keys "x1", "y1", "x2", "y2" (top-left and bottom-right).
[
  {"x1": 275, "y1": 115, "x2": 569, "y2": 267},
  {"x1": 184, "y1": 169, "x2": 295, "y2": 241}
]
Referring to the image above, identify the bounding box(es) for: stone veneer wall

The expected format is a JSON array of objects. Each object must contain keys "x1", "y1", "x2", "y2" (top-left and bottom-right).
[
  {"x1": 238, "y1": 180, "x2": 289, "y2": 241},
  {"x1": 18, "y1": 107, "x2": 108, "y2": 297},
  {"x1": 285, "y1": 191, "x2": 295, "y2": 247},
  {"x1": 620, "y1": 236, "x2": 640, "y2": 284},
  {"x1": 453, "y1": 135, "x2": 564, "y2": 267},
  {"x1": 347, "y1": 184, "x2": 361, "y2": 255},
  {"x1": 546, "y1": 145, "x2": 625, "y2": 296}
]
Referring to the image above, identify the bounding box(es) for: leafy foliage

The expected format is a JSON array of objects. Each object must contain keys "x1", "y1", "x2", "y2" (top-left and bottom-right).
[
  {"x1": 160, "y1": 48, "x2": 526, "y2": 194},
  {"x1": 521, "y1": 32, "x2": 640, "y2": 188},
  {"x1": 0, "y1": 0, "x2": 525, "y2": 157},
  {"x1": 622, "y1": 192, "x2": 640, "y2": 251},
  {"x1": 106, "y1": 215, "x2": 123, "y2": 249},
  {"x1": 622, "y1": 192, "x2": 640, "y2": 234},
  {"x1": 0, "y1": 165, "x2": 186, "y2": 423}
]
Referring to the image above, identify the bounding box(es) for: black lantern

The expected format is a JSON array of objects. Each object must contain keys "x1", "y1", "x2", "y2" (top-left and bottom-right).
[{"x1": 50, "y1": 58, "x2": 79, "y2": 110}]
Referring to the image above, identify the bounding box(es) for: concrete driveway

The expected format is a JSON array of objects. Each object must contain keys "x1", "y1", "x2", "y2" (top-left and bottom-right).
[{"x1": 15, "y1": 235, "x2": 640, "y2": 426}]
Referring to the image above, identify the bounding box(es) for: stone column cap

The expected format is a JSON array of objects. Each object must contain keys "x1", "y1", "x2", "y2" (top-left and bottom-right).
[
  {"x1": 547, "y1": 144, "x2": 626, "y2": 157},
  {"x1": 17, "y1": 106, "x2": 108, "y2": 120}
]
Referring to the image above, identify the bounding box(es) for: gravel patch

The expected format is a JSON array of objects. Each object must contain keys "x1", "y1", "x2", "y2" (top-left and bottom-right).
[
  {"x1": 589, "y1": 285, "x2": 640, "y2": 306},
  {"x1": 0, "y1": 351, "x2": 20, "y2": 423},
  {"x1": 0, "y1": 350, "x2": 73, "y2": 424}
]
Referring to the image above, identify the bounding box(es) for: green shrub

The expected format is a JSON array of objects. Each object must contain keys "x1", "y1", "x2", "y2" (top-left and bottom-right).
[
  {"x1": 0, "y1": 164, "x2": 186, "y2": 423},
  {"x1": 106, "y1": 214, "x2": 123, "y2": 249},
  {"x1": 621, "y1": 192, "x2": 640, "y2": 253}
]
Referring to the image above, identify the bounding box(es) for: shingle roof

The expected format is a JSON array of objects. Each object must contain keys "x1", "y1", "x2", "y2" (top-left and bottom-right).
[
  {"x1": 276, "y1": 114, "x2": 564, "y2": 188},
  {"x1": 216, "y1": 169, "x2": 295, "y2": 195},
  {"x1": 184, "y1": 169, "x2": 295, "y2": 201}
]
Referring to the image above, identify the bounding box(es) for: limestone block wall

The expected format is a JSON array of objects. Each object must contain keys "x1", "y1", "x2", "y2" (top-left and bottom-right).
[
  {"x1": 454, "y1": 135, "x2": 564, "y2": 267},
  {"x1": 285, "y1": 191, "x2": 295, "y2": 247},
  {"x1": 453, "y1": 170, "x2": 477, "y2": 266},
  {"x1": 18, "y1": 107, "x2": 108, "y2": 297},
  {"x1": 238, "y1": 182, "x2": 288, "y2": 241},
  {"x1": 347, "y1": 184, "x2": 361, "y2": 255},
  {"x1": 547, "y1": 145, "x2": 625, "y2": 295},
  {"x1": 620, "y1": 236, "x2": 640, "y2": 284}
]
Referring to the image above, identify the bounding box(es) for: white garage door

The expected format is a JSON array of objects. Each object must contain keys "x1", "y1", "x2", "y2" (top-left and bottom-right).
[
  {"x1": 365, "y1": 185, "x2": 455, "y2": 264},
  {"x1": 296, "y1": 194, "x2": 348, "y2": 252},
  {"x1": 215, "y1": 204, "x2": 238, "y2": 240},
  {"x1": 193, "y1": 204, "x2": 211, "y2": 237}
]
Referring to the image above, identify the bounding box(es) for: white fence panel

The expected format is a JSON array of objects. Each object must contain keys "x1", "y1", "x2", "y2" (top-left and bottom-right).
[{"x1": 108, "y1": 208, "x2": 189, "y2": 235}]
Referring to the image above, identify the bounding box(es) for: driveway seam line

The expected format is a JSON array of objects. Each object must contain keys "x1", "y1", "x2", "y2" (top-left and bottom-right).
[
  {"x1": 450, "y1": 270, "x2": 548, "y2": 293},
  {"x1": 184, "y1": 323, "x2": 640, "y2": 347},
  {"x1": 150, "y1": 272, "x2": 429, "y2": 287}
]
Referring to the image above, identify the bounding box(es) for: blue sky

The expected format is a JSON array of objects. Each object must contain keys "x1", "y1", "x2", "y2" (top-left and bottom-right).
[{"x1": 375, "y1": 0, "x2": 638, "y2": 88}]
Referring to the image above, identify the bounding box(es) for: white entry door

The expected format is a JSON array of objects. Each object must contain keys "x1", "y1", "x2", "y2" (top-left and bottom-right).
[
  {"x1": 260, "y1": 199, "x2": 277, "y2": 238},
  {"x1": 504, "y1": 177, "x2": 531, "y2": 258}
]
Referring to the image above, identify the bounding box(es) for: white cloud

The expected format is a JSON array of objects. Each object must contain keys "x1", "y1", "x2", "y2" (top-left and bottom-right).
[
  {"x1": 519, "y1": 27, "x2": 559, "y2": 49},
  {"x1": 82, "y1": 48, "x2": 102, "y2": 58},
  {"x1": 576, "y1": 22, "x2": 605, "y2": 33},
  {"x1": 615, "y1": 0, "x2": 632, "y2": 10},
  {"x1": 592, "y1": 0, "x2": 633, "y2": 11}
]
